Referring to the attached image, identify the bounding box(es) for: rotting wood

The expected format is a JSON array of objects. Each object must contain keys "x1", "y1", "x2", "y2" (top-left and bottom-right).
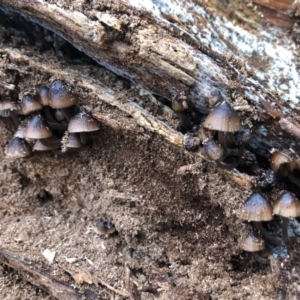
[
  {"x1": 0, "y1": 0, "x2": 300, "y2": 159},
  {"x1": 0, "y1": 45, "x2": 254, "y2": 189},
  {"x1": 0, "y1": 248, "x2": 82, "y2": 300}
]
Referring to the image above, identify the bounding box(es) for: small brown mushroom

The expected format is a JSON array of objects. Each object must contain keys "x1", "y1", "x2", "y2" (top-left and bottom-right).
[
  {"x1": 239, "y1": 231, "x2": 269, "y2": 264},
  {"x1": 269, "y1": 149, "x2": 299, "y2": 185},
  {"x1": 49, "y1": 80, "x2": 77, "y2": 121},
  {"x1": 200, "y1": 138, "x2": 238, "y2": 170},
  {"x1": 200, "y1": 139, "x2": 224, "y2": 161},
  {"x1": 95, "y1": 220, "x2": 116, "y2": 236},
  {"x1": 24, "y1": 115, "x2": 53, "y2": 140},
  {"x1": 273, "y1": 191, "x2": 300, "y2": 245},
  {"x1": 239, "y1": 192, "x2": 282, "y2": 246},
  {"x1": 5, "y1": 137, "x2": 31, "y2": 158},
  {"x1": 204, "y1": 101, "x2": 241, "y2": 158},
  {"x1": 68, "y1": 110, "x2": 100, "y2": 144}
]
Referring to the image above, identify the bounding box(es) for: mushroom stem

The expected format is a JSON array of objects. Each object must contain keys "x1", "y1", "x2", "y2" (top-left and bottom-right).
[
  {"x1": 61, "y1": 108, "x2": 72, "y2": 122},
  {"x1": 282, "y1": 217, "x2": 289, "y2": 245},
  {"x1": 40, "y1": 138, "x2": 61, "y2": 148},
  {"x1": 254, "y1": 221, "x2": 282, "y2": 246},
  {"x1": 216, "y1": 157, "x2": 238, "y2": 170},
  {"x1": 218, "y1": 131, "x2": 227, "y2": 159},
  {"x1": 80, "y1": 132, "x2": 88, "y2": 145}
]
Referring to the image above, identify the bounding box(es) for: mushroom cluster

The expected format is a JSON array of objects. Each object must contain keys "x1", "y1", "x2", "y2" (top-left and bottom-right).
[
  {"x1": 238, "y1": 191, "x2": 300, "y2": 261},
  {"x1": 178, "y1": 99, "x2": 251, "y2": 170},
  {"x1": 3, "y1": 80, "x2": 100, "y2": 158}
]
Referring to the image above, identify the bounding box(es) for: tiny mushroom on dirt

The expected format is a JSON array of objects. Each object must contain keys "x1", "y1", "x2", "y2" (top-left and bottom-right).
[
  {"x1": 68, "y1": 110, "x2": 100, "y2": 144},
  {"x1": 239, "y1": 231, "x2": 269, "y2": 264},
  {"x1": 200, "y1": 139, "x2": 225, "y2": 161},
  {"x1": 24, "y1": 115, "x2": 53, "y2": 140},
  {"x1": 95, "y1": 220, "x2": 116, "y2": 236},
  {"x1": 239, "y1": 192, "x2": 281, "y2": 246},
  {"x1": 269, "y1": 149, "x2": 300, "y2": 185},
  {"x1": 273, "y1": 191, "x2": 300, "y2": 245},
  {"x1": 49, "y1": 80, "x2": 77, "y2": 121},
  {"x1": 204, "y1": 101, "x2": 241, "y2": 156},
  {"x1": 5, "y1": 137, "x2": 31, "y2": 158}
]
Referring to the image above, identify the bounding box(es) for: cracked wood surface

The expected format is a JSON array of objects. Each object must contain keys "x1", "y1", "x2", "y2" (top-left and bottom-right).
[{"x1": 1, "y1": 0, "x2": 300, "y2": 159}]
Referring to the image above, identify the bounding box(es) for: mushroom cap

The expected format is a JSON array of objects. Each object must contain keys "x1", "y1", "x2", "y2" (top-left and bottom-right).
[
  {"x1": 239, "y1": 231, "x2": 265, "y2": 252},
  {"x1": 21, "y1": 94, "x2": 43, "y2": 115},
  {"x1": 239, "y1": 192, "x2": 273, "y2": 221},
  {"x1": 201, "y1": 139, "x2": 224, "y2": 161},
  {"x1": 66, "y1": 133, "x2": 82, "y2": 148},
  {"x1": 96, "y1": 220, "x2": 116, "y2": 235},
  {"x1": 204, "y1": 101, "x2": 241, "y2": 132},
  {"x1": 68, "y1": 111, "x2": 99, "y2": 133},
  {"x1": 273, "y1": 191, "x2": 300, "y2": 218},
  {"x1": 5, "y1": 137, "x2": 31, "y2": 158},
  {"x1": 269, "y1": 149, "x2": 295, "y2": 173},
  {"x1": 38, "y1": 86, "x2": 50, "y2": 106},
  {"x1": 49, "y1": 80, "x2": 77, "y2": 109},
  {"x1": 24, "y1": 115, "x2": 53, "y2": 139}
]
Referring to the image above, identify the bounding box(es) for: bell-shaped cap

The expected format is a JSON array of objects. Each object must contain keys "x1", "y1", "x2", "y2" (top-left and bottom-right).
[
  {"x1": 68, "y1": 111, "x2": 99, "y2": 133},
  {"x1": 239, "y1": 192, "x2": 273, "y2": 221},
  {"x1": 66, "y1": 133, "x2": 82, "y2": 148},
  {"x1": 273, "y1": 191, "x2": 300, "y2": 218},
  {"x1": 21, "y1": 94, "x2": 43, "y2": 115},
  {"x1": 95, "y1": 220, "x2": 116, "y2": 235},
  {"x1": 49, "y1": 80, "x2": 77, "y2": 109},
  {"x1": 5, "y1": 137, "x2": 31, "y2": 158},
  {"x1": 38, "y1": 86, "x2": 50, "y2": 106},
  {"x1": 24, "y1": 115, "x2": 53, "y2": 139},
  {"x1": 204, "y1": 101, "x2": 241, "y2": 132},
  {"x1": 239, "y1": 231, "x2": 265, "y2": 252}
]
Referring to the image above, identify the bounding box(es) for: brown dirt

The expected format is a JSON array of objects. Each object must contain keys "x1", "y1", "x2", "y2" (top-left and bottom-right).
[{"x1": 0, "y1": 6, "x2": 297, "y2": 300}]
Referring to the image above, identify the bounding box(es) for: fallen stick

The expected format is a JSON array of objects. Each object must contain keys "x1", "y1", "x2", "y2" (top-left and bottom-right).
[{"x1": 0, "y1": 248, "x2": 82, "y2": 300}]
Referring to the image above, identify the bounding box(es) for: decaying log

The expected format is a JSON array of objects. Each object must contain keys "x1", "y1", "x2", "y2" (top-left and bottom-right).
[
  {"x1": 0, "y1": 248, "x2": 82, "y2": 300},
  {"x1": 0, "y1": 0, "x2": 300, "y2": 159},
  {"x1": 0, "y1": 44, "x2": 253, "y2": 189}
]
